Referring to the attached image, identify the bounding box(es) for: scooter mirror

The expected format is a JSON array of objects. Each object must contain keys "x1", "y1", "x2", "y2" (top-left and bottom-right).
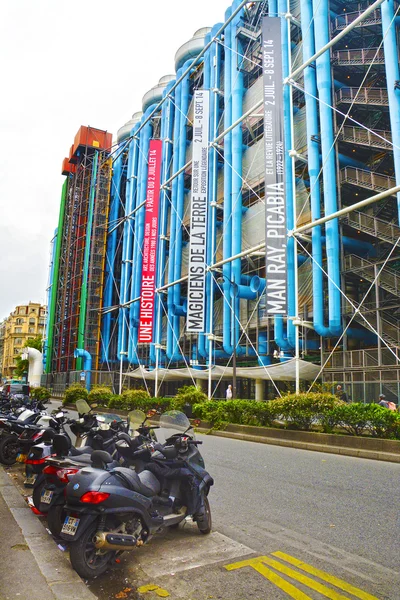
[
  {"x1": 193, "y1": 419, "x2": 201, "y2": 427},
  {"x1": 146, "y1": 409, "x2": 158, "y2": 418},
  {"x1": 90, "y1": 403, "x2": 98, "y2": 409}
]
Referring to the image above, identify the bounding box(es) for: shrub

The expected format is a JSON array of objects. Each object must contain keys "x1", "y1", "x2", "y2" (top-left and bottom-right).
[
  {"x1": 271, "y1": 392, "x2": 340, "y2": 431},
  {"x1": 366, "y1": 404, "x2": 400, "y2": 439},
  {"x1": 63, "y1": 383, "x2": 88, "y2": 405},
  {"x1": 174, "y1": 385, "x2": 207, "y2": 410},
  {"x1": 332, "y1": 402, "x2": 374, "y2": 436},
  {"x1": 31, "y1": 386, "x2": 51, "y2": 402},
  {"x1": 88, "y1": 385, "x2": 113, "y2": 407},
  {"x1": 192, "y1": 399, "x2": 278, "y2": 429}
]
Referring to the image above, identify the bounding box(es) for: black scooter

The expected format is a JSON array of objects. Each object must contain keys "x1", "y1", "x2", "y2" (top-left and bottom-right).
[{"x1": 59, "y1": 411, "x2": 213, "y2": 579}]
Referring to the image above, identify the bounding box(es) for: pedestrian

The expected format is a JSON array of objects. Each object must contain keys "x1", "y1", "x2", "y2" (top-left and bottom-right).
[
  {"x1": 226, "y1": 384, "x2": 233, "y2": 400},
  {"x1": 377, "y1": 394, "x2": 397, "y2": 411},
  {"x1": 335, "y1": 384, "x2": 348, "y2": 403}
]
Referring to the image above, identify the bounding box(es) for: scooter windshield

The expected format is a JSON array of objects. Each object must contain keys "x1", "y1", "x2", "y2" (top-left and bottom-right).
[
  {"x1": 127, "y1": 410, "x2": 146, "y2": 436},
  {"x1": 159, "y1": 410, "x2": 191, "y2": 436}
]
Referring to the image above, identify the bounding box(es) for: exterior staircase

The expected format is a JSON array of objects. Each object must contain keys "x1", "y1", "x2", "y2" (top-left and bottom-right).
[
  {"x1": 343, "y1": 254, "x2": 400, "y2": 298},
  {"x1": 331, "y1": 47, "x2": 385, "y2": 66},
  {"x1": 340, "y1": 167, "x2": 396, "y2": 195},
  {"x1": 343, "y1": 300, "x2": 400, "y2": 346},
  {"x1": 342, "y1": 210, "x2": 400, "y2": 245},
  {"x1": 336, "y1": 87, "x2": 388, "y2": 107},
  {"x1": 332, "y1": 8, "x2": 383, "y2": 33},
  {"x1": 337, "y1": 125, "x2": 392, "y2": 150}
]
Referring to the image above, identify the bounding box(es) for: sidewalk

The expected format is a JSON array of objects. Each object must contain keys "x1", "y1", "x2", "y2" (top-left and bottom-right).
[{"x1": 0, "y1": 467, "x2": 97, "y2": 600}]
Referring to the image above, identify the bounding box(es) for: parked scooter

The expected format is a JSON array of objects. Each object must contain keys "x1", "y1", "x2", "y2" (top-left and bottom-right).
[
  {"x1": 58, "y1": 411, "x2": 213, "y2": 578},
  {"x1": 38, "y1": 410, "x2": 158, "y2": 535},
  {"x1": 0, "y1": 410, "x2": 65, "y2": 465}
]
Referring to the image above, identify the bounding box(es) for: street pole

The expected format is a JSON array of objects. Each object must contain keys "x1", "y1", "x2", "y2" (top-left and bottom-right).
[{"x1": 232, "y1": 305, "x2": 237, "y2": 399}]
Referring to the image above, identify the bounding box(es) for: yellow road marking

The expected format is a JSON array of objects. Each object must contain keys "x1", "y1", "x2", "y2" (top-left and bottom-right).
[
  {"x1": 225, "y1": 557, "x2": 313, "y2": 599},
  {"x1": 137, "y1": 584, "x2": 170, "y2": 597},
  {"x1": 262, "y1": 556, "x2": 352, "y2": 600},
  {"x1": 272, "y1": 552, "x2": 380, "y2": 600}
]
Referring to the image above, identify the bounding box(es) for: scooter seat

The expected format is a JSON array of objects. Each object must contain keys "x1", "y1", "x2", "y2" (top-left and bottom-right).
[
  {"x1": 70, "y1": 446, "x2": 93, "y2": 456},
  {"x1": 113, "y1": 467, "x2": 160, "y2": 497}
]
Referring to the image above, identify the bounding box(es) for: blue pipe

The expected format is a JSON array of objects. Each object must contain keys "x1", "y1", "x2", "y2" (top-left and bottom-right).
[
  {"x1": 118, "y1": 125, "x2": 140, "y2": 362},
  {"x1": 198, "y1": 24, "x2": 223, "y2": 360},
  {"x1": 150, "y1": 80, "x2": 176, "y2": 367},
  {"x1": 102, "y1": 153, "x2": 123, "y2": 363},
  {"x1": 381, "y1": 0, "x2": 400, "y2": 222},
  {"x1": 128, "y1": 105, "x2": 156, "y2": 364},
  {"x1": 313, "y1": 0, "x2": 342, "y2": 336},
  {"x1": 166, "y1": 64, "x2": 194, "y2": 361},
  {"x1": 274, "y1": 0, "x2": 296, "y2": 351},
  {"x1": 74, "y1": 349, "x2": 92, "y2": 392}
]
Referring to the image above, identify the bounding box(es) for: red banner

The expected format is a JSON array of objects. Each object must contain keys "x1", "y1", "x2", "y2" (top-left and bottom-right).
[{"x1": 138, "y1": 139, "x2": 162, "y2": 343}]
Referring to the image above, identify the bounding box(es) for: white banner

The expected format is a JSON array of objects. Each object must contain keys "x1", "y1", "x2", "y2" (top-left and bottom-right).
[{"x1": 187, "y1": 90, "x2": 210, "y2": 333}]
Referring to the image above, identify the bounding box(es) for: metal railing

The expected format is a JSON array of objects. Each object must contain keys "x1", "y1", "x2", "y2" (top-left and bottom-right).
[
  {"x1": 337, "y1": 125, "x2": 392, "y2": 150},
  {"x1": 342, "y1": 209, "x2": 400, "y2": 243},
  {"x1": 344, "y1": 254, "x2": 400, "y2": 298},
  {"x1": 331, "y1": 47, "x2": 385, "y2": 65},
  {"x1": 336, "y1": 87, "x2": 388, "y2": 106},
  {"x1": 322, "y1": 347, "x2": 400, "y2": 369},
  {"x1": 340, "y1": 167, "x2": 396, "y2": 194},
  {"x1": 342, "y1": 300, "x2": 400, "y2": 345},
  {"x1": 332, "y1": 9, "x2": 382, "y2": 32}
]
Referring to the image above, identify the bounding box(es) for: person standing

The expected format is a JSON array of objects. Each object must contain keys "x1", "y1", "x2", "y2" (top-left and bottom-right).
[
  {"x1": 335, "y1": 385, "x2": 348, "y2": 403},
  {"x1": 226, "y1": 384, "x2": 233, "y2": 400}
]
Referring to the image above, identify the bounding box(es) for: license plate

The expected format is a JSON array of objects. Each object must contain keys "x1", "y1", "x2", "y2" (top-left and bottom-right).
[
  {"x1": 16, "y1": 453, "x2": 27, "y2": 463},
  {"x1": 61, "y1": 516, "x2": 80, "y2": 536},
  {"x1": 24, "y1": 474, "x2": 37, "y2": 486},
  {"x1": 41, "y1": 489, "x2": 54, "y2": 504}
]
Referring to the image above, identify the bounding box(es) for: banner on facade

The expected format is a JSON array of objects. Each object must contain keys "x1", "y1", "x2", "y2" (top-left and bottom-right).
[
  {"x1": 186, "y1": 90, "x2": 210, "y2": 333},
  {"x1": 138, "y1": 139, "x2": 162, "y2": 343},
  {"x1": 262, "y1": 17, "x2": 287, "y2": 314}
]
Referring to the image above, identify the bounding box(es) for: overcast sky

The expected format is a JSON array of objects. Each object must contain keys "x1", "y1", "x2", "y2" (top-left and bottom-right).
[{"x1": 0, "y1": 0, "x2": 229, "y2": 320}]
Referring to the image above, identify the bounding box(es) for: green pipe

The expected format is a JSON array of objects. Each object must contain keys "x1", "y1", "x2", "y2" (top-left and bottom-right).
[
  {"x1": 76, "y1": 151, "x2": 99, "y2": 370},
  {"x1": 45, "y1": 178, "x2": 68, "y2": 373}
]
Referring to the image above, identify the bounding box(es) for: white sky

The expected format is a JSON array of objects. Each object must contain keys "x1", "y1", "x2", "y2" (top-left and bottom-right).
[{"x1": 0, "y1": 0, "x2": 230, "y2": 319}]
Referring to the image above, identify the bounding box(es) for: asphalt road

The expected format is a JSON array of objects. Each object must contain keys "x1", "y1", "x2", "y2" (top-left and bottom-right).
[
  {"x1": 44, "y1": 401, "x2": 399, "y2": 599},
  {"x1": 201, "y1": 434, "x2": 400, "y2": 570}
]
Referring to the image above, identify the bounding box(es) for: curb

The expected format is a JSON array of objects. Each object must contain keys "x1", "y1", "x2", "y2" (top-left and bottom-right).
[
  {"x1": 0, "y1": 466, "x2": 97, "y2": 600},
  {"x1": 196, "y1": 427, "x2": 400, "y2": 463}
]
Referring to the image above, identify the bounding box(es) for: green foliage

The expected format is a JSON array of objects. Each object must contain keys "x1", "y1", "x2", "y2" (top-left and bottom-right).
[
  {"x1": 24, "y1": 336, "x2": 43, "y2": 351},
  {"x1": 174, "y1": 385, "x2": 207, "y2": 410},
  {"x1": 13, "y1": 357, "x2": 28, "y2": 377},
  {"x1": 63, "y1": 383, "x2": 88, "y2": 406},
  {"x1": 332, "y1": 402, "x2": 400, "y2": 437},
  {"x1": 193, "y1": 399, "x2": 279, "y2": 429},
  {"x1": 192, "y1": 393, "x2": 400, "y2": 440},
  {"x1": 272, "y1": 392, "x2": 340, "y2": 431},
  {"x1": 107, "y1": 389, "x2": 174, "y2": 413},
  {"x1": 30, "y1": 387, "x2": 51, "y2": 402},
  {"x1": 88, "y1": 385, "x2": 113, "y2": 407}
]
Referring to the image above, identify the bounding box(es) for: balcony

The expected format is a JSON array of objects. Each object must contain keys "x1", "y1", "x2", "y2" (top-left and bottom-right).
[
  {"x1": 331, "y1": 47, "x2": 385, "y2": 66},
  {"x1": 340, "y1": 167, "x2": 396, "y2": 195}
]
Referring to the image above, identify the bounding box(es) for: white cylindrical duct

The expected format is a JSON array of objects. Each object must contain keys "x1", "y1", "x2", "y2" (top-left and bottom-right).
[
  {"x1": 142, "y1": 75, "x2": 175, "y2": 113},
  {"x1": 174, "y1": 27, "x2": 211, "y2": 71},
  {"x1": 21, "y1": 347, "x2": 43, "y2": 388},
  {"x1": 117, "y1": 111, "x2": 143, "y2": 143}
]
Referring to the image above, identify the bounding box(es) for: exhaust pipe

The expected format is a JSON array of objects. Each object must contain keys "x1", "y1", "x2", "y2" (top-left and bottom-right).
[{"x1": 94, "y1": 532, "x2": 143, "y2": 551}]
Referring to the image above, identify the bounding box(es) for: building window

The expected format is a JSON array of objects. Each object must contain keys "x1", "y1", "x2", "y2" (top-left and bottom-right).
[
  {"x1": 15, "y1": 327, "x2": 22, "y2": 333},
  {"x1": 15, "y1": 338, "x2": 22, "y2": 345},
  {"x1": 19, "y1": 307, "x2": 26, "y2": 314},
  {"x1": 28, "y1": 327, "x2": 35, "y2": 333},
  {"x1": 29, "y1": 318, "x2": 36, "y2": 325},
  {"x1": 16, "y1": 318, "x2": 24, "y2": 325},
  {"x1": 39, "y1": 319, "x2": 45, "y2": 325},
  {"x1": 14, "y1": 348, "x2": 19, "y2": 355},
  {"x1": 30, "y1": 309, "x2": 36, "y2": 314}
]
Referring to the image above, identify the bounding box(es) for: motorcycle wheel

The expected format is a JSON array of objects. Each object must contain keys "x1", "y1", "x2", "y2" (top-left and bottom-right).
[
  {"x1": 0, "y1": 435, "x2": 19, "y2": 465},
  {"x1": 196, "y1": 495, "x2": 212, "y2": 535},
  {"x1": 69, "y1": 522, "x2": 115, "y2": 579},
  {"x1": 32, "y1": 481, "x2": 49, "y2": 514},
  {"x1": 47, "y1": 504, "x2": 65, "y2": 537}
]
